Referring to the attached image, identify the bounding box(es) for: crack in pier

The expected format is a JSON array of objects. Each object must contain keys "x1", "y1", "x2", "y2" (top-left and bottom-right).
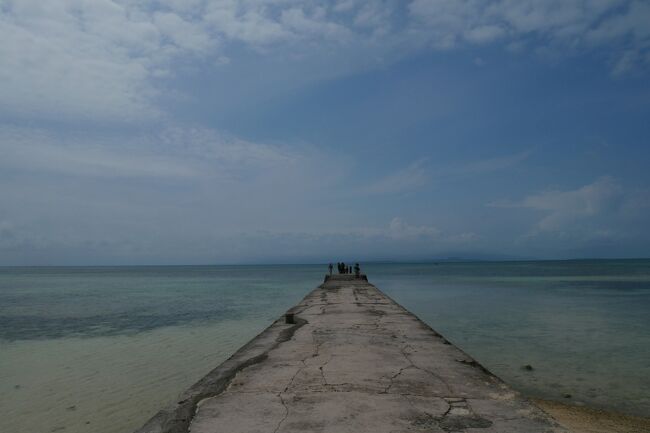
[{"x1": 136, "y1": 275, "x2": 570, "y2": 433}]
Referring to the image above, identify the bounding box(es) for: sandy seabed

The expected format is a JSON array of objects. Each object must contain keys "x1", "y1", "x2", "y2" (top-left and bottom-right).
[{"x1": 534, "y1": 399, "x2": 650, "y2": 433}]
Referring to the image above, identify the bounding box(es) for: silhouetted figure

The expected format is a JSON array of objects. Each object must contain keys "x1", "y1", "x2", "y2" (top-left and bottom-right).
[
  {"x1": 328, "y1": 263, "x2": 333, "y2": 275},
  {"x1": 354, "y1": 263, "x2": 360, "y2": 277}
]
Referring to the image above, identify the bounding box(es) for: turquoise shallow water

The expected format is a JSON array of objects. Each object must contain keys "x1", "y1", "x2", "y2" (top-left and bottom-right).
[
  {"x1": 366, "y1": 261, "x2": 650, "y2": 417},
  {"x1": 1, "y1": 261, "x2": 649, "y2": 432}
]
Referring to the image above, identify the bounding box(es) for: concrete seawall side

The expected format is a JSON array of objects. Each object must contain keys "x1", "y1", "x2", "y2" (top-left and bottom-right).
[{"x1": 136, "y1": 275, "x2": 569, "y2": 433}]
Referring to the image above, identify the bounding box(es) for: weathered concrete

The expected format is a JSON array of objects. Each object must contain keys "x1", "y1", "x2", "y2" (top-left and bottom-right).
[{"x1": 136, "y1": 275, "x2": 569, "y2": 433}]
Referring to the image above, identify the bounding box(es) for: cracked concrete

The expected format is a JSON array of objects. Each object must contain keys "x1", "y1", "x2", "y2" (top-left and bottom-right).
[{"x1": 136, "y1": 275, "x2": 569, "y2": 433}]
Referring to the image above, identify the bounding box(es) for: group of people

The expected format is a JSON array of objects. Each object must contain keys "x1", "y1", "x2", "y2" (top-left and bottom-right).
[{"x1": 328, "y1": 262, "x2": 361, "y2": 276}]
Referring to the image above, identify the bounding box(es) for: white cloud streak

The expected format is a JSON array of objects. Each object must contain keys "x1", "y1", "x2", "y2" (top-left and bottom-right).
[
  {"x1": 438, "y1": 151, "x2": 532, "y2": 178},
  {"x1": 0, "y1": 125, "x2": 297, "y2": 179},
  {"x1": 356, "y1": 160, "x2": 430, "y2": 195},
  {"x1": 518, "y1": 176, "x2": 624, "y2": 232},
  {"x1": 489, "y1": 177, "x2": 650, "y2": 248},
  {"x1": 387, "y1": 217, "x2": 440, "y2": 240},
  {"x1": 356, "y1": 151, "x2": 530, "y2": 196}
]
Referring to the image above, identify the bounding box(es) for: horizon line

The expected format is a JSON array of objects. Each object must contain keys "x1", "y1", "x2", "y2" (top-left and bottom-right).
[{"x1": 1, "y1": 257, "x2": 649, "y2": 268}]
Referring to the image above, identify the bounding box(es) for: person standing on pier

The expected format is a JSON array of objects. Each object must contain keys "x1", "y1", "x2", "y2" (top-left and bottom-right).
[{"x1": 328, "y1": 263, "x2": 333, "y2": 275}]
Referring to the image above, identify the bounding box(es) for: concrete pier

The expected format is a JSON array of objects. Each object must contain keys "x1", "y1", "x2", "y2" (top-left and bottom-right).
[{"x1": 136, "y1": 275, "x2": 569, "y2": 433}]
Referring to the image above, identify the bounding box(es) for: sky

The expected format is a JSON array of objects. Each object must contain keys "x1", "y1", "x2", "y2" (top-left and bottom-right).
[{"x1": 1, "y1": 0, "x2": 650, "y2": 265}]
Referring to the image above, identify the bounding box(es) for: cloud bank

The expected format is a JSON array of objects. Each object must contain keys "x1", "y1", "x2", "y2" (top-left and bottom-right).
[
  {"x1": 490, "y1": 177, "x2": 650, "y2": 255},
  {"x1": 2, "y1": 0, "x2": 649, "y2": 121}
]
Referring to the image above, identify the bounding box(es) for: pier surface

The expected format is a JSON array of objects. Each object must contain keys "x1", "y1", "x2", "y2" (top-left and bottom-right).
[{"x1": 137, "y1": 275, "x2": 568, "y2": 433}]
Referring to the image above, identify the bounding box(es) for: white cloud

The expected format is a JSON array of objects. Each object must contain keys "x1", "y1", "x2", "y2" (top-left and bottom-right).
[
  {"x1": 0, "y1": 122, "x2": 355, "y2": 264},
  {"x1": 1, "y1": 0, "x2": 649, "y2": 123},
  {"x1": 355, "y1": 151, "x2": 530, "y2": 196},
  {"x1": 356, "y1": 160, "x2": 429, "y2": 195},
  {"x1": 464, "y1": 24, "x2": 505, "y2": 44},
  {"x1": 612, "y1": 50, "x2": 641, "y2": 76},
  {"x1": 230, "y1": 217, "x2": 480, "y2": 261},
  {"x1": 490, "y1": 177, "x2": 650, "y2": 249},
  {"x1": 348, "y1": 218, "x2": 480, "y2": 247},
  {"x1": 587, "y1": 1, "x2": 650, "y2": 43},
  {"x1": 441, "y1": 151, "x2": 531, "y2": 177},
  {"x1": 518, "y1": 176, "x2": 623, "y2": 232},
  {"x1": 203, "y1": 1, "x2": 293, "y2": 45},
  {"x1": 333, "y1": 0, "x2": 358, "y2": 14},
  {"x1": 0, "y1": 124, "x2": 298, "y2": 179},
  {"x1": 0, "y1": 0, "x2": 215, "y2": 121},
  {"x1": 408, "y1": 0, "x2": 649, "y2": 72},
  {"x1": 153, "y1": 11, "x2": 214, "y2": 52},
  {"x1": 408, "y1": 0, "x2": 626, "y2": 42},
  {"x1": 280, "y1": 7, "x2": 352, "y2": 42},
  {"x1": 490, "y1": 0, "x2": 621, "y2": 36},
  {"x1": 388, "y1": 217, "x2": 440, "y2": 240}
]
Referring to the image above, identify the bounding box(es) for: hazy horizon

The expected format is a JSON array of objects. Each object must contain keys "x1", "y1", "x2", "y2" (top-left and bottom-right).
[
  {"x1": 2, "y1": 257, "x2": 650, "y2": 268},
  {"x1": 2, "y1": 1, "x2": 650, "y2": 265}
]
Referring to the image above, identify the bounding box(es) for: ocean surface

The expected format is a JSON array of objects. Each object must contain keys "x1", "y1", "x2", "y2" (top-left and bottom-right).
[{"x1": 1, "y1": 261, "x2": 649, "y2": 433}]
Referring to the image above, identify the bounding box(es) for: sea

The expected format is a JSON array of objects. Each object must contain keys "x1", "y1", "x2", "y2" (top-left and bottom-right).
[{"x1": 1, "y1": 260, "x2": 649, "y2": 433}]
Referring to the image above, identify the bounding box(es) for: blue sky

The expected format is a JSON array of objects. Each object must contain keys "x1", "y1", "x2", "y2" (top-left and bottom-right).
[{"x1": 1, "y1": 0, "x2": 649, "y2": 265}]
